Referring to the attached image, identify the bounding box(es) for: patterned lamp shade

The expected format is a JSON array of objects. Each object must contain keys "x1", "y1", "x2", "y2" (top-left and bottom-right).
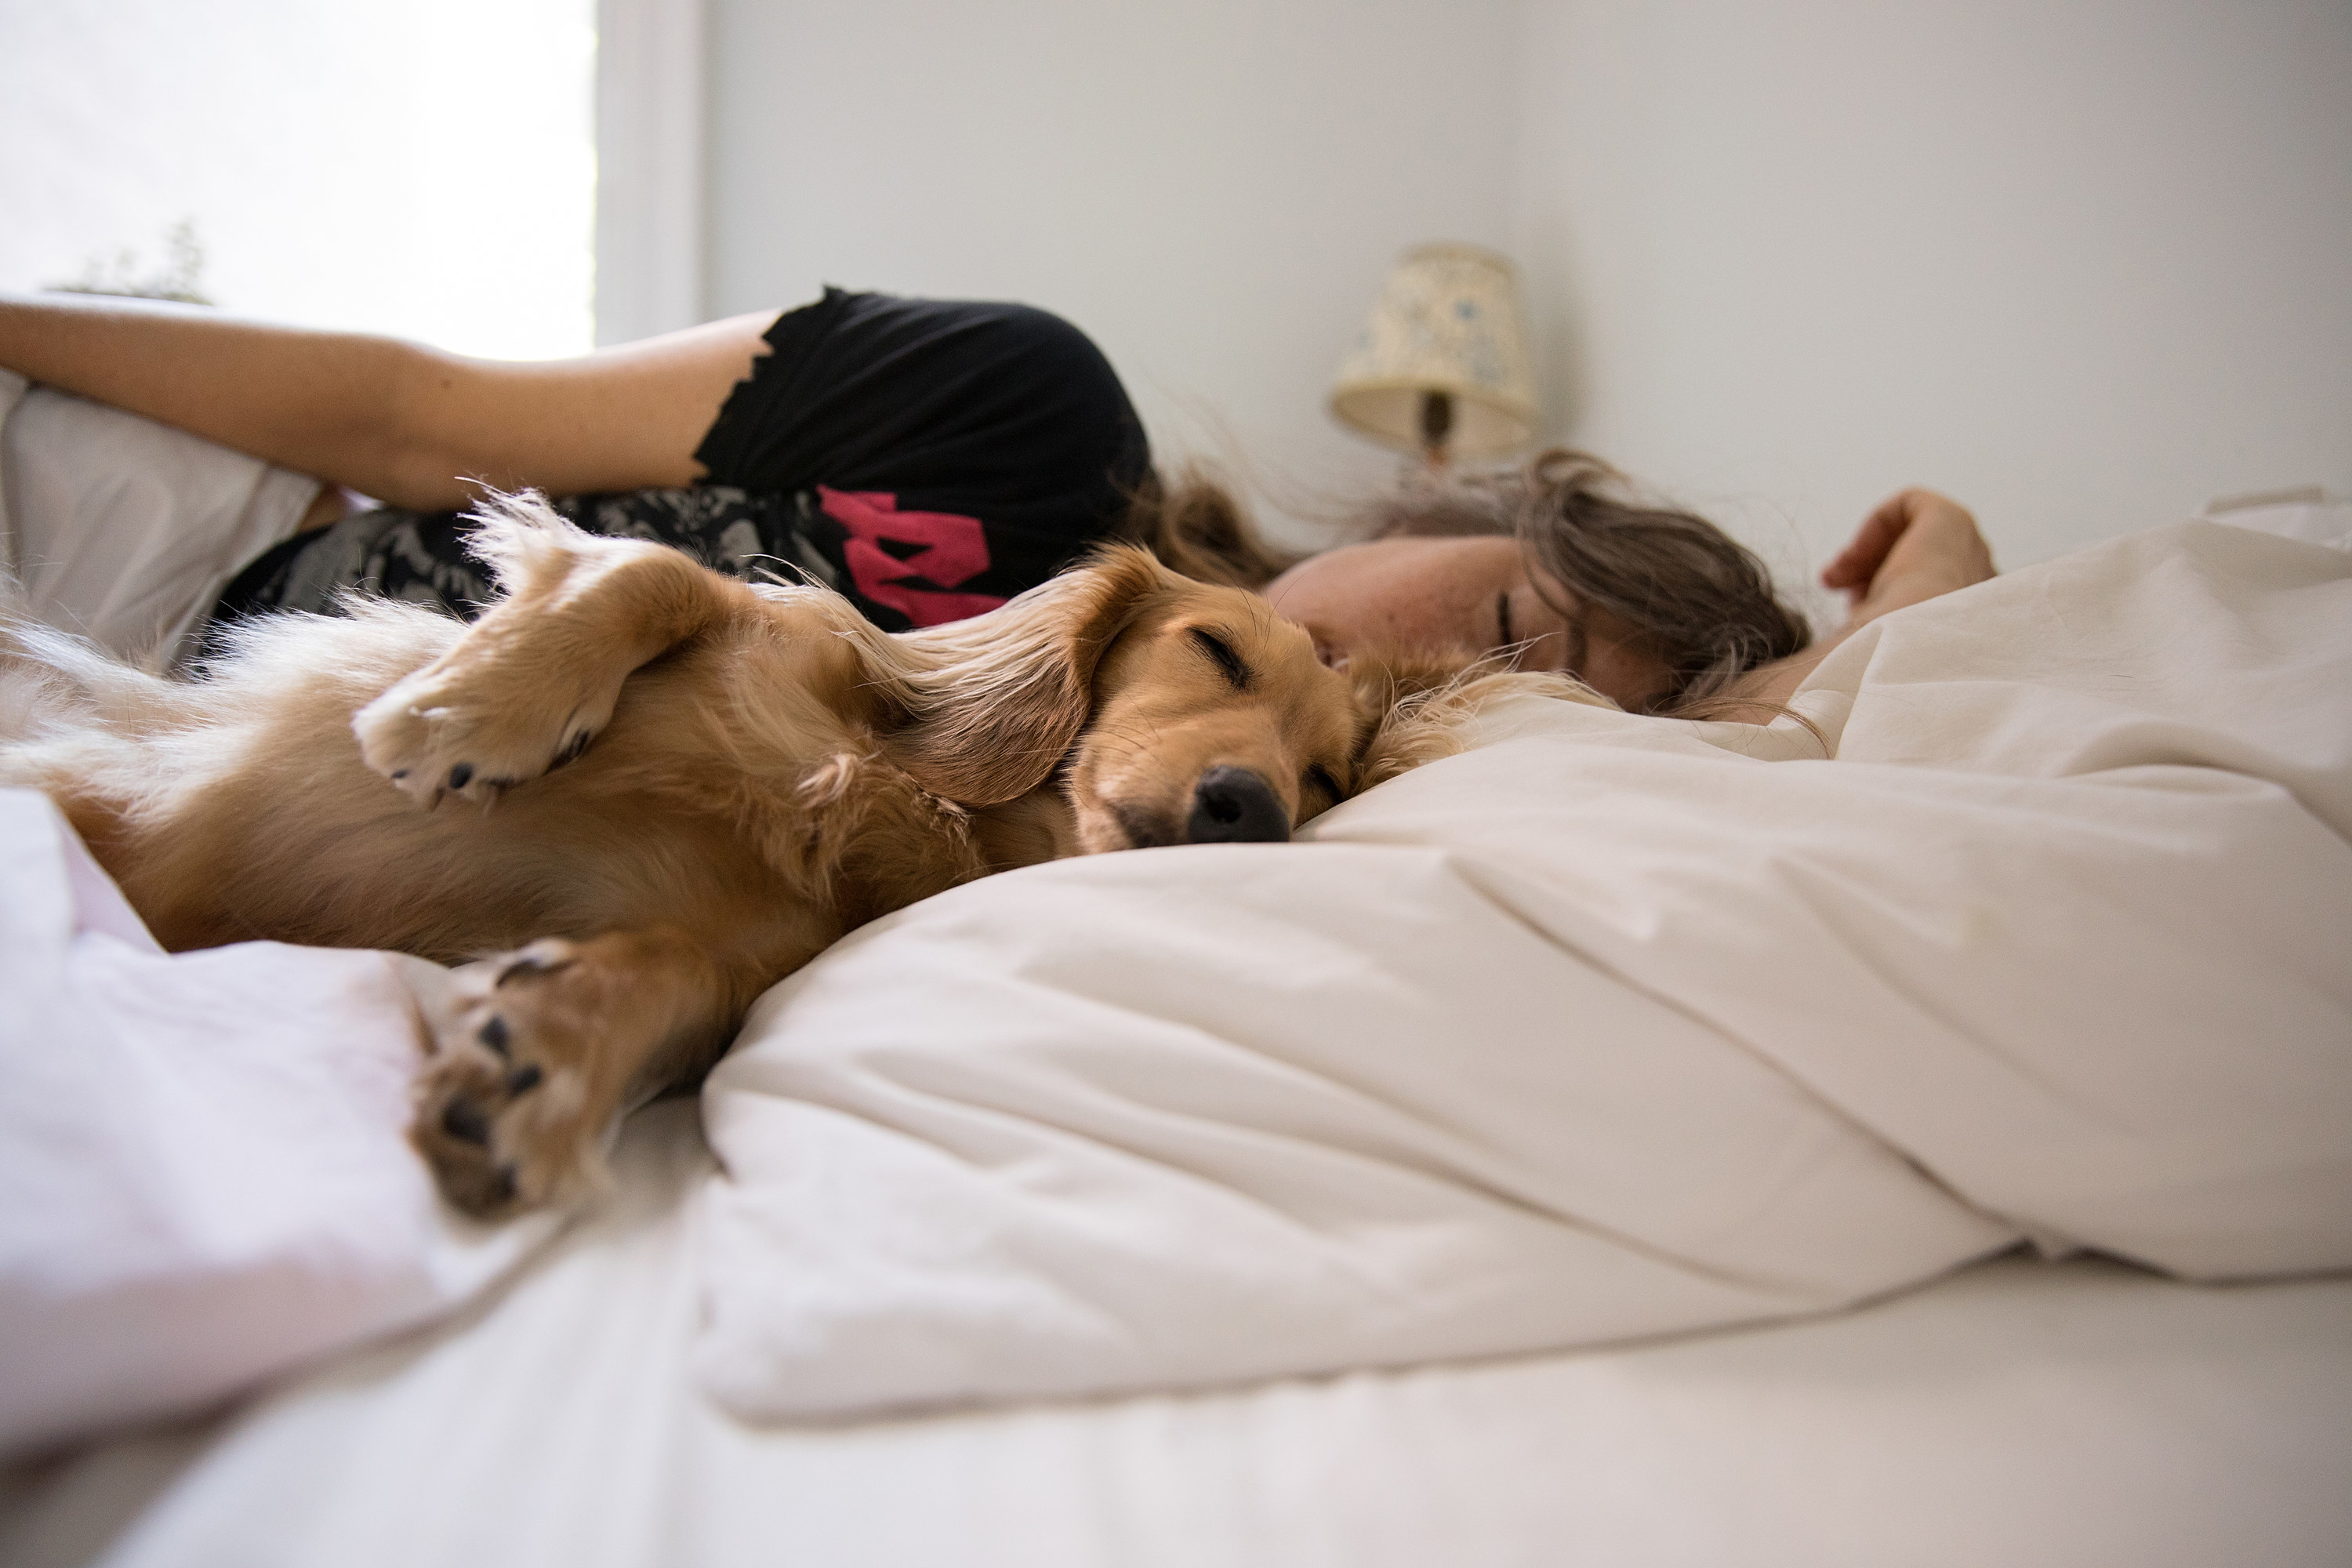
[{"x1": 1329, "y1": 242, "x2": 1540, "y2": 459}]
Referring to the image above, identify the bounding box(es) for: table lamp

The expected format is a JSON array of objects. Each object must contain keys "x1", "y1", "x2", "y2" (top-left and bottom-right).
[{"x1": 1329, "y1": 242, "x2": 1539, "y2": 469}]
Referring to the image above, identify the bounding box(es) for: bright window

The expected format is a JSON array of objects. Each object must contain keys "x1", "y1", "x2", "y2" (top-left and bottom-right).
[{"x1": 0, "y1": 0, "x2": 596, "y2": 361}]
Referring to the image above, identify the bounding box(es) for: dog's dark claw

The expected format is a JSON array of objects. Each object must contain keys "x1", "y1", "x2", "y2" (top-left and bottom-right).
[
  {"x1": 390, "y1": 768, "x2": 409, "y2": 781},
  {"x1": 478, "y1": 1015, "x2": 510, "y2": 1054},
  {"x1": 506, "y1": 1064, "x2": 543, "y2": 1095},
  {"x1": 555, "y1": 730, "x2": 593, "y2": 766},
  {"x1": 448, "y1": 762, "x2": 474, "y2": 790},
  {"x1": 441, "y1": 1098, "x2": 492, "y2": 1145}
]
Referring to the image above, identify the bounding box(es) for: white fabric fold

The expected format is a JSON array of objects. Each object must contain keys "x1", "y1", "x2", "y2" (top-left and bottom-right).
[{"x1": 0, "y1": 791, "x2": 557, "y2": 1457}]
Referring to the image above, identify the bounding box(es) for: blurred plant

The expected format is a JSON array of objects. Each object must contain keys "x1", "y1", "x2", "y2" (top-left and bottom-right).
[{"x1": 49, "y1": 219, "x2": 214, "y2": 305}]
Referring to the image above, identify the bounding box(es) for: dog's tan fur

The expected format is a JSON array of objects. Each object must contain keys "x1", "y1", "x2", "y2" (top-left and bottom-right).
[{"x1": 2, "y1": 495, "x2": 1551, "y2": 1217}]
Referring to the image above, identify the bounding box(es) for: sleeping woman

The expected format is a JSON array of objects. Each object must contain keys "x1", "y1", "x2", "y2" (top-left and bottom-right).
[{"x1": 0, "y1": 287, "x2": 1994, "y2": 713}]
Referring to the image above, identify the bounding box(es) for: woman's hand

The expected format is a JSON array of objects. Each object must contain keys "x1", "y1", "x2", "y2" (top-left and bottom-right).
[
  {"x1": 1820, "y1": 488, "x2": 1996, "y2": 632},
  {"x1": 1715, "y1": 488, "x2": 1995, "y2": 714}
]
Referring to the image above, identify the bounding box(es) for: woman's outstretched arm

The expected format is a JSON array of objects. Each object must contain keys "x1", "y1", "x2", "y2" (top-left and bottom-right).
[
  {"x1": 0, "y1": 291, "x2": 781, "y2": 510},
  {"x1": 1719, "y1": 488, "x2": 1998, "y2": 710}
]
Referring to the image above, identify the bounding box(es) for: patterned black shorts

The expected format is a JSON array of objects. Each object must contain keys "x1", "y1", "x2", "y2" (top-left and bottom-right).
[{"x1": 206, "y1": 485, "x2": 840, "y2": 633}]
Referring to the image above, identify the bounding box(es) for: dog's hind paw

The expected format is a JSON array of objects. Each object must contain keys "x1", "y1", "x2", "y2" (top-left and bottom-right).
[{"x1": 409, "y1": 940, "x2": 614, "y2": 1217}]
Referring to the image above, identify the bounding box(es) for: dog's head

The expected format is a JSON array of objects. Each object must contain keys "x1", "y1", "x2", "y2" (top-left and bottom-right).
[
  {"x1": 872, "y1": 546, "x2": 1471, "y2": 850},
  {"x1": 1061, "y1": 573, "x2": 1365, "y2": 850}
]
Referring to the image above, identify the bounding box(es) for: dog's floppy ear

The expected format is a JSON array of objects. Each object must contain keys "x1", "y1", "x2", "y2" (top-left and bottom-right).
[
  {"x1": 1348, "y1": 654, "x2": 1618, "y2": 790},
  {"x1": 1345, "y1": 652, "x2": 1483, "y2": 791},
  {"x1": 873, "y1": 546, "x2": 1176, "y2": 805}
]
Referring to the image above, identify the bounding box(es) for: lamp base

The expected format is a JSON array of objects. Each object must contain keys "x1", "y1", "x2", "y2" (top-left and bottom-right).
[{"x1": 1417, "y1": 389, "x2": 1454, "y2": 470}]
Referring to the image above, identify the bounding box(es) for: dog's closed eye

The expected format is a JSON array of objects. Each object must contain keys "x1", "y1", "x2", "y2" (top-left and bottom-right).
[
  {"x1": 1305, "y1": 763, "x2": 1344, "y2": 804},
  {"x1": 1189, "y1": 628, "x2": 1250, "y2": 691}
]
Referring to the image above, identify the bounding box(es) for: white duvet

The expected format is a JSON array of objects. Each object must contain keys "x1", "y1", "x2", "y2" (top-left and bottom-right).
[{"x1": 693, "y1": 512, "x2": 2352, "y2": 1421}]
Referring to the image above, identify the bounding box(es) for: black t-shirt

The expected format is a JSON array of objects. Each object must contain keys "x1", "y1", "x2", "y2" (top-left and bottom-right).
[{"x1": 209, "y1": 289, "x2": 1153, "y2": 634}]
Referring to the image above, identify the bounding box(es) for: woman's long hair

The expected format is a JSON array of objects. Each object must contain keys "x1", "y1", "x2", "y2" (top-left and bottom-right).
[
  {"x1": 1116, "y1": 468, "x2": 1304, "y2": 590},
  {"x1": 1126, "y1": 449, "x2": 1811, "y2": 713}
]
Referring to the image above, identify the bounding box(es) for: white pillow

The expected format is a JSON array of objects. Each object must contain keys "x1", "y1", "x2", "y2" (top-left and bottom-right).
[{"x1": 0, "y1": 375, "x2": 318, "y2": 666}]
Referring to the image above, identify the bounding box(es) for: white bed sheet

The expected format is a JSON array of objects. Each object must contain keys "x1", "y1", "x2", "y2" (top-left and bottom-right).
[{"x1": 5, "y1": 1102, "x2": 2348, "y2": 1568}]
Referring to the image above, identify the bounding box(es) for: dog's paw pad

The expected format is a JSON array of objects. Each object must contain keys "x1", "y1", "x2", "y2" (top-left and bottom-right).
[
  {"x1": 411, "y1": 945, "x2": 602, "y2": 1219},
  {"x1": 440, "y1": 1097, "x2": 492, "y2": 1145}
]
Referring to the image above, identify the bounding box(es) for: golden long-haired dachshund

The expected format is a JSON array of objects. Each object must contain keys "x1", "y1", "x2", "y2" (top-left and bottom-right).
[{"x1": 2, "y1": 495, "x2": 1563, "y2": 1216}]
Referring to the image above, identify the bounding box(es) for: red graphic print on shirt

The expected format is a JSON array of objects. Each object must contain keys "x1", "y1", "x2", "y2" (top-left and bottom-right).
[{"x1": 816, "y1": 486, "x2": 1007, "y2": 627}]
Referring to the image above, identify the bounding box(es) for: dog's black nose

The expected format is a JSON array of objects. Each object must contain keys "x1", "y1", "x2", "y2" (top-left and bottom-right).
[{"x1": 1186, "y1": 767, "x2": 1290, "y2": 844}]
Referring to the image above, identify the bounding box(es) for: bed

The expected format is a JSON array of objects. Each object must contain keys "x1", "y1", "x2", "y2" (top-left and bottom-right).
[
  {"x1": 3, "y1": 379, "x2": 2349, "y2": 1565},
  {"x1": 5, "y1": 1100, "x2": 2350, "y2": 1568}
]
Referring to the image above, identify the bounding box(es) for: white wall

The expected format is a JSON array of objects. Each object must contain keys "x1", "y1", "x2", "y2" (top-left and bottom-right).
[
  {"x1": 596, "y1": 0, "x2": 706, "y2": 346},
  {"x1": 1510, "y1": 0, "x2": 2352, "y2": 578},
  {"x1": 704, "y1": 0, "x2": 1523, "y2": 544},
  {"x1": 704, "y1": 0, "x2": 2351, "y2": 579},
  {"x1": 0, "y1": 0, "x2": 596, "y2": 361}
]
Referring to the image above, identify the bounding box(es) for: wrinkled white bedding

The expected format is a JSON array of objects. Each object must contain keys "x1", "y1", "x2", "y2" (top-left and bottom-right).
[
  {"x1": 0, "y1": 793, "x2": 557, "y2": 1458},
  {"x1": 695, "y1": 514, "x2": 2352, "y2": 1421},
  {"x1": 13, "y1": 1102, "x2": 2350, "y2": 1568}
]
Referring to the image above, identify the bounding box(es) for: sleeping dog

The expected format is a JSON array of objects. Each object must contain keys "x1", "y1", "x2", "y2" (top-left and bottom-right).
[{"x1": 1, "y1": 495, "x2": 1516, "y2": 1217}]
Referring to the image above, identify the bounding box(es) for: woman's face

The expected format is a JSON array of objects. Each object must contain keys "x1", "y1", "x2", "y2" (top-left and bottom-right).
[{"x1": 1261, "y1": 535, "x2": 1672, "y2": 711}]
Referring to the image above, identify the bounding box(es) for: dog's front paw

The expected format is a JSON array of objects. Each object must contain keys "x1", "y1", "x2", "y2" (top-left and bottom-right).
[
  {"x1": 354, "y1": 660, "x2": 610, "y2": 810},
  {"x1": 410, "y1": 940, "x2": 613, "y2": 1217}
]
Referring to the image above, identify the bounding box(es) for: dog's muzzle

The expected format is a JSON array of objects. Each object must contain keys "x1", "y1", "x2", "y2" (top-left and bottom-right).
[{"x1": 1185, "y1": 766, "x2": 1290, "y2": 844}]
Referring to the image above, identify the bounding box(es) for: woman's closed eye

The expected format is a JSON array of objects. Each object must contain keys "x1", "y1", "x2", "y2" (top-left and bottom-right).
[{"x1": 1496, "y1": 586, "x2": 1577, "y2": 674}]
